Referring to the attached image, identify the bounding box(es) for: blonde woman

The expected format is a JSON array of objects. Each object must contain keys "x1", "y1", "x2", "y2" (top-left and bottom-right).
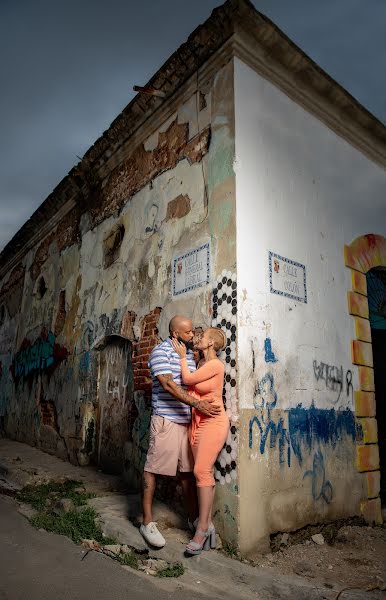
[{"x1": 172, "y1": 327, "x2": 229, "y2": 555}]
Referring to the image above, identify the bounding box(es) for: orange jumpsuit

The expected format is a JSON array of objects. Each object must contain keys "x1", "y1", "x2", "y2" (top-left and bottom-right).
[{"x1": 180, "y1": 358, "x2": 229, "y2": 487}]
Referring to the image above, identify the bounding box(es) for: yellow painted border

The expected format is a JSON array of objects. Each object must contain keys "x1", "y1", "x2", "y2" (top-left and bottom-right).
[{"x1": 345, "y1": 233, "x2": 386, "y2": 525}]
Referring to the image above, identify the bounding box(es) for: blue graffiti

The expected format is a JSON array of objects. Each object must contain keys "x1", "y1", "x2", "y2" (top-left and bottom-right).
[
  {"x1": 12, "y1": 331, "x2": 68, "y2": 380},
  {"x1": 251, "y1": 373, "x2": 290, "y2": 465},
  {"x1": 288, "y1": 404, "x2": 357, "y2": 466},
  {"x1": 249, "y1": 399, "x2": 357, "y2": 468},
  {"x1": 264, "y1": 338, "x2": 277, "y2": 363},
  {"x1": 79, "y1": 351, "x2": 91, "y2": 374},
  {"x1": 303, "y1": 450, "x2": 333, "y2": 504},
  {"x1": 249, "y1": 413, "x2": 291, "y2": 466}
]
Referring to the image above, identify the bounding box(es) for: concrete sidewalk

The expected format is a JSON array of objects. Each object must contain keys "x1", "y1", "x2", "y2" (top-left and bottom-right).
[{"x1": 0, "y1": 438, "x2": 383, "y2": 600}]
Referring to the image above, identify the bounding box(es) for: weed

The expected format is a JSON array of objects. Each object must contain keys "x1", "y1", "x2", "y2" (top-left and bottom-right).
[
  {"x1": 157, "y1": 562, "x2": 185, "y2": 578},
  {"x1": 17, "y1": 480, "x2": 94, "y2": 511},
  {"x1": 223, "y1": 542, "x2": 238, "y2": 558},
  {"x1": 119, "y1": 551, "x2": 139, "y2": 569},
  {"x1": 30, "y1": 506, "x2": 112, "y2": 544}
]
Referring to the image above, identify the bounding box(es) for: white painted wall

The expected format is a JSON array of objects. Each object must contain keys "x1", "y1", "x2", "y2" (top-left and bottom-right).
[{"x1": 234, "y1": 58, "x2": 386, "y2": 413}]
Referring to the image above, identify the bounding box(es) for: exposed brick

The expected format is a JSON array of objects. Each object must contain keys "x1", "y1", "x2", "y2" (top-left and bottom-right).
[
  {"x1": 91, "y1": 123, "x2": 210, "y2": 228},
  {"x1": 166, "y1": 194, "x2": 191, "y2": 221},
  {"x1": 120, "y1": 310, "x2": 136, "y2": 340}
]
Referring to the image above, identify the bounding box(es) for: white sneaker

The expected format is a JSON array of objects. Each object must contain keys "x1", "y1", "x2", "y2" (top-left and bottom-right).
[{"x1": 140, "y1": 522, "x2": 165, "y2": 548}]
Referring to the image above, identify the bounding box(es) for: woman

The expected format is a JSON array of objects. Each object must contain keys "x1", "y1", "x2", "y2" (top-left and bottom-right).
[{"x1": 172, "y1": 327, "x2": 229, "y2": 555}]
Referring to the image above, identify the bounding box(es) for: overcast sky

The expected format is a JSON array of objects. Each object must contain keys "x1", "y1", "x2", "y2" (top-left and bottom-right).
[{"x1": 1, "y1": 0, "x2": 385, "y2": 252}]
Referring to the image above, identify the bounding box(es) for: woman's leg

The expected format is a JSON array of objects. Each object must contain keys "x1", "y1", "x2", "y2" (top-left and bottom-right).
[
  {"x1": 196, "y1": 485, "x2": 214, "y2": 532},
  {"x1": 189, "y1": 430, "x2": 218, "y2": 544}
]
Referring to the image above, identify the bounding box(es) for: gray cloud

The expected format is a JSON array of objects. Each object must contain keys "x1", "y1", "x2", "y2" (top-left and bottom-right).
[{"x1": 0, "y1": 0, "x2": 385, "y2": 252}]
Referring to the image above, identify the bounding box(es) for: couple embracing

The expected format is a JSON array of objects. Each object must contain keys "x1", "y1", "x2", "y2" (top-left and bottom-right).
[{"x1": 140, "y1": 315, "x2": 229, "y2": 555}]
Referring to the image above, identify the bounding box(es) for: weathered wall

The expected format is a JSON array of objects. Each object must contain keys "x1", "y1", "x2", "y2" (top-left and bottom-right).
[
  {"x1": 234, "y1": 58, "x2": 386, "y2": 554},
  {"x1": 0, "y1": 59, "x2": 238, "y2": 541}
]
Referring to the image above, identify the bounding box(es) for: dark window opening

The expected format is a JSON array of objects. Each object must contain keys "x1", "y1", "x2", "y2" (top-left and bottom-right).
[
  {"x1": 367, "y1": 268, "x2": 386, "y2": 506},
  {"x1": 37, "y1": 277, "x2": 47, "y2": 299}
]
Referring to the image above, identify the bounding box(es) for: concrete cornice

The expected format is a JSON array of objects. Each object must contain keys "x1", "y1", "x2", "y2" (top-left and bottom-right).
[{"x1": 1, "y1": 0, "x2": 385, "y2": 278}]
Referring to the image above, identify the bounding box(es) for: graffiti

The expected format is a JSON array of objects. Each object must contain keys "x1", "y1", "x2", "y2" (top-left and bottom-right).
[
  {"x1": 303, "y1": 450, "x2": 333, "y2": 504},
  {"x1": 253, "y1": 372, "x2": 277, "y2": 410},
  {"x1": 11, "y1": 329, "x2": 68, "y2": 382},
  {"x1": 313, "y1": 360, "x2": 343, "y2": 402},
  {"x1": 346, "y1": 370, "x2": 353, "y2": 399},
  {"x1": 288, "y1": 405, "x2": 357, "y2": 466},
  {"x1": 264, "y1": 338, "x2": 278, "y2": 363},
  {"x1": 105, "y1": 345, "x2": 131, "y2": 402},
  {"x1": 249, "y1": 398, "x2": 357, "y2": 468},
  {"x1": 82, "y1": 320, "x2": 95, "y2": 350},
  {"x1": 249, "y1": 412, "x2": 291, "y2": 466},
  {"x1": 99, "y1": 310, "x2": 120, "y2": 337},
  {"x1": 131, "y1": 393, "x2": 151, "y2": 470},
  {"x1": 145, "y1": 203, "x2": 159, "y2": 234},
  {"x1": 250, "y1": 373, "x2": 290, "y2": 465},
  {"x1": 313, "y1": 360, "x2": 354, "y2": 404}
]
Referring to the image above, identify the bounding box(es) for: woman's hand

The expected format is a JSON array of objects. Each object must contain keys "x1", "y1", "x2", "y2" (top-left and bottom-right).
[{"x1": 171, "y1": 338, "x2": 187, "y2": 358}]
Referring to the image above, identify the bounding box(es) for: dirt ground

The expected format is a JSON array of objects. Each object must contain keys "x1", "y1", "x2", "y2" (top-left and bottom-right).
[{"x1": 254, "y1": 523, "x2": 386, "y2": 594}]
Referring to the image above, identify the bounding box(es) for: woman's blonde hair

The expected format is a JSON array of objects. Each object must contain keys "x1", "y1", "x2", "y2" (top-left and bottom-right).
[{"x1": 207, "y1": 327, "x2": 227, "y2": 352}]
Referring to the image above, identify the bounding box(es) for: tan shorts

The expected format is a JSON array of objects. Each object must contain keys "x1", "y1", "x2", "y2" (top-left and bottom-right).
[{"x1": 144, "y1": 415, "x2": 194, "y2": 476}]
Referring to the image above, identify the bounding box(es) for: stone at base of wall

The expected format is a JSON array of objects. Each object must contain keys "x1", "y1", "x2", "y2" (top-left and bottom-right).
[{"x1": 360, "y1": 497, "x2": 383, "y2": 525}]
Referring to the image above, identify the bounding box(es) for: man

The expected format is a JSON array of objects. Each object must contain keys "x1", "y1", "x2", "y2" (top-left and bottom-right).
[{"x1": 140, "y1": 315, "x2": 221, "y2": 548}]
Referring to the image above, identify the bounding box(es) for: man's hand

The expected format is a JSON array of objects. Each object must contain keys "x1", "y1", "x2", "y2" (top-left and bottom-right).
[
  {"x1": 157, "y1": 374, "x2": 220, "y2": 417},
  {"x1": 195, "y1": 400, "x2": 221, "y2": 417}
]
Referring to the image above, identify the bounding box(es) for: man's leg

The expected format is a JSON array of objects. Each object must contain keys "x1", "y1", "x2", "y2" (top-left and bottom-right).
[
  {"x1": 142, "y1": 470, "x2": 156, "y2": 526},
  {"x1": 179, "y1": 471, "x2": 198, "y2": 523}
]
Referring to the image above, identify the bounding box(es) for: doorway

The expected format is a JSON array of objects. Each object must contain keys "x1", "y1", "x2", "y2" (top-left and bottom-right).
[{"x1": 367, "y1": 268, "x2": 386, "y2": 506}]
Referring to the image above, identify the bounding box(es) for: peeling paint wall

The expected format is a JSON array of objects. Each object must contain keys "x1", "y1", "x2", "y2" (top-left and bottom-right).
[
  {"x1": 0, "y1": 59, "x2": 238, "y2": 542},
  {"x1": 234, "y1": 58, "x2": 386, "y2": 555}
]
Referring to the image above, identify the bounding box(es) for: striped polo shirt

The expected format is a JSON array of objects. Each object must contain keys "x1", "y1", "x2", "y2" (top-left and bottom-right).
[{"x1": 148, "y1": 338, "x2": 196, "y2": 424}]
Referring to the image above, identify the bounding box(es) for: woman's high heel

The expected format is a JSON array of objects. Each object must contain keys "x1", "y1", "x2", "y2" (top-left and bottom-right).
[
  {"x1": 192, "y1": 518, "x2": 216, "y2": 550},
  {"x1": 185, "y1": 530, "x2": 210, "y2": 555}
]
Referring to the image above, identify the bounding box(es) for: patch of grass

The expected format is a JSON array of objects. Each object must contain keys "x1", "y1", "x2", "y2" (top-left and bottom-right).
[
  {"x1": 157, "y1": 562, "x2": 185, "y2": 578},
  {"x1": 30, "y1": 506, "x2": 102, "y2": 543},
  {"x1": 17, "y1": 480, "x2": 95, "y2": 511},
  {"x1": 119, "y1": 551, "x2": 139, "y2": 569},
  {"x1": 30, "y1": 506, "x2": 113, "y2": 545},
  {"x1": 222, "y1": 542, "x2": 238, "y2": 558}
]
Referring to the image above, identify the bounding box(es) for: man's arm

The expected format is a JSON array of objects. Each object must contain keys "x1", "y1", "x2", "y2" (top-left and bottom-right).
[{"x1": 157, "y1": 374, "x2": 220, "y2": 417}]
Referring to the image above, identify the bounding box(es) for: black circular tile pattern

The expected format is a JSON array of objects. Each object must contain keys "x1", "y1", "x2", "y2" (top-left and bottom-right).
[{"x1": 211, "y1": 270, "x2": 238, "y2": 485}]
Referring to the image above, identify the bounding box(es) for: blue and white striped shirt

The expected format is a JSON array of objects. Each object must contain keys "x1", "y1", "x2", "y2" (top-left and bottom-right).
[{"x1": 148, "y1": 338, "x2": 196, "y2": 424}]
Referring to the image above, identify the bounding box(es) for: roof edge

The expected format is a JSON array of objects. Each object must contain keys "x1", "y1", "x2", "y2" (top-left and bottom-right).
[{"x1": 1, "y1": 0, "x2": 385, "y2": 277}]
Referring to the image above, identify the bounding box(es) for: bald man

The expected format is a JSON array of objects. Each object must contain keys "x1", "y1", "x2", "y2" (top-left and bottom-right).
[{"x1": 140, "y1": 315, "x2": 221, "y2": 548}]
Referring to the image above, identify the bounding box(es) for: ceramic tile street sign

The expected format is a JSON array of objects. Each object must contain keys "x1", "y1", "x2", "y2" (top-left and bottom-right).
[
  {"x1": 269, "y1": 251, "x2": 307, "y2": 303},
  {"x1": 172, "y1": 242, "x2": 210, "y2": 296}
]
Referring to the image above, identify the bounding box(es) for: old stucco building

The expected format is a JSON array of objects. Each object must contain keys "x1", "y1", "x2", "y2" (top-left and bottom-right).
[{"x1": 0, "y1": 0, "x2": 385, "y2": 554}]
